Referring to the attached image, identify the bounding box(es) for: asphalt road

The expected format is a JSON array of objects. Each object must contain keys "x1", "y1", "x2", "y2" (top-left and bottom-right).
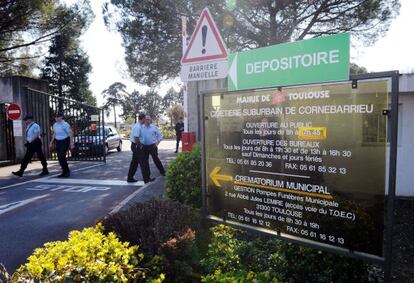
[{"x1": 0, "y1": 140, "x2": 177, "y2": 273}]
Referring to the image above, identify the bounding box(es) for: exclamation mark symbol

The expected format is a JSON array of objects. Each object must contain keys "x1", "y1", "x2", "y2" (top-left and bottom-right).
[{"x1": 201, "y1": 25, "x2": 207, "y2": 54}]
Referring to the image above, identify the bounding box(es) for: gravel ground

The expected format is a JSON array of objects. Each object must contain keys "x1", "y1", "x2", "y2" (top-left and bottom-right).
[{"x1": 392, "y1": 197, "x2": 414, "y2": 282}]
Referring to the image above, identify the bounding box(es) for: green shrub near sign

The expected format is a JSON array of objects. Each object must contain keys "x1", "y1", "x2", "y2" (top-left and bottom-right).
[
  {"x1": 200, "y1": 224, "x2": 373, "y2": 283},
  {"x1": 165, "y1": 144, "x2": 202, "y2": 208}
]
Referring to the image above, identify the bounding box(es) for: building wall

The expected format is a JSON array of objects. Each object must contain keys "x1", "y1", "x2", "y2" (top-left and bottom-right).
[
  {"x1": 0, "y1": 76, "x2": 48, "y2": 160},
  {"x1": 396, "y1": 93, "x2": 414, "y2": 196}
]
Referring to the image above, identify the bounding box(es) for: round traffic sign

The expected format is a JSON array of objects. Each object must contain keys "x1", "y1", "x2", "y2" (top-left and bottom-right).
[{"x1": 7, "y1": 103, "x2": 22, "y2": 120}]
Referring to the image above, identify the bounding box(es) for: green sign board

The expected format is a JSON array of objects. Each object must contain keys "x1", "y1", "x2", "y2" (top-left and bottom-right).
[
  {"x1": 204, "y1": 79, "x2": 388, "y2": 257},
  {"x1": 228, "y1": 33, "x2": 350, "y2": 91}
]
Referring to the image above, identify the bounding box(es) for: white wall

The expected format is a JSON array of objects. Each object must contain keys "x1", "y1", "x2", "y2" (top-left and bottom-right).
[{"x1": 396, "y1": 93, "x2": 414, "y2": 196}]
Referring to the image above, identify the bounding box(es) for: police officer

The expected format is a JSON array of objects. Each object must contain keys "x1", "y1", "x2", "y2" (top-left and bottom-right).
[
  {"x1": 139, "y1": 115, "x2": 165, "y2": 177},
  {"x1": 174, "y1": 117, "x2": 184, "y2": 153},
  {"x1": 49, "y1": 112, "x2": 73, "y2": 178},
  {"x1": 12, "y1": 115, "x2": 48, "y2": 177},
  {"x1": 127, "y1": 113, "x2": 153, "y2": 183}
]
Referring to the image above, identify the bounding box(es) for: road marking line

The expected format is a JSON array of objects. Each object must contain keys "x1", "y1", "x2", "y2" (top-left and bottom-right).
[
  {"x1": 0, "y1": 194, "x2": 50, "y2": 216},
  {"x1": 109, "y1": 178, "x2": 158, "y2": 214},
  {"x1": 0, "y1": 163, "x2": 105, "y2": 190},
  {"x1": 33, "y1": 178, "x2": 144, "y2": 187}
]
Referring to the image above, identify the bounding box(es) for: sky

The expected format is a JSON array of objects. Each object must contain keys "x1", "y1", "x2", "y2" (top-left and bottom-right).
[{"x1": 80, "y1": 0, "x2": 414, "y2": 108}]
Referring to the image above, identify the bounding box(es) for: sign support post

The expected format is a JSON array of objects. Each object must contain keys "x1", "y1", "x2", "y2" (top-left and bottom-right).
[
  {"x1": 181, "y1": 16, "x2": 189, "y2": 131},
  {"x1": 384, "y1": 71, "x2": 400, "y2": 283}
]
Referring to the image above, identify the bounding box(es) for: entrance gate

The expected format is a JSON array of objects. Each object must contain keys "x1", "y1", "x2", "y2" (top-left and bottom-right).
[{"x1": 25, "y1": 88, "x2": 106, "y2": 162}]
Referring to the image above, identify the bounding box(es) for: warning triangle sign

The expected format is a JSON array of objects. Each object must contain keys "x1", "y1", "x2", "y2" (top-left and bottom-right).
[{"x1": 181, "y1": 8, "x2": 227, "y2": 64}]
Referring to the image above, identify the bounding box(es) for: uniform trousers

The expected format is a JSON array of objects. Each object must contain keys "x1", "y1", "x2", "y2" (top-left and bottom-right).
[
  {"x1": 128, "y1": 142, "x2": 150, "y2": 181},
  {"x1": 56, "y1": 137, "x2": 70, "y2": 174},
  {"x1": 20, "y1": 138, "x2": 47, "y2": 171},
  {"x1": 143, "y1": 144, "x2": 165, "y2": 175}
]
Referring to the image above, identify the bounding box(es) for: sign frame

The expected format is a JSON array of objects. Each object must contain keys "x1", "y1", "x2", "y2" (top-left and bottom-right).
[
  {"x1": 200, "y1": 71, "x2": 399, "y2": 279},
  {"x1": 181, "y1": 8, "x2": 227, "y2": 64}
]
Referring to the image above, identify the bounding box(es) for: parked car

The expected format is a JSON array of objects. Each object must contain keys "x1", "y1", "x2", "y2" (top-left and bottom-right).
[{"x1": 72, "y1": 126, "x2": 122, "y2": 157}]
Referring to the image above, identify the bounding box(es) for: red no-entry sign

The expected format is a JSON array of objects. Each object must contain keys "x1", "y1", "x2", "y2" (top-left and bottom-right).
[{"x1": 7, "y1": 103, "x2": 22, "y2": 120}]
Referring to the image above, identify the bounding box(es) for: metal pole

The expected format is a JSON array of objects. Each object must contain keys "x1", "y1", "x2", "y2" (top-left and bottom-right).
[
  {"x1": 384, "y1": 71, "x2": 399, "y2": 283},
  {"x1": 102, "y1": 108, "x2": 106, "y2": 163},
  {"x1": 200, "y1": 93, "x2": 207, "y2": 220},
  {"x1": 181, "y1": 16, "x2": 189, "y2": 131}
]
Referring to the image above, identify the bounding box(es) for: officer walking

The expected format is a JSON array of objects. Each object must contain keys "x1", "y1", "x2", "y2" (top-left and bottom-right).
[
  {"x1": 139, "y1": 115, "x2": 165, "y2": 177},
  {"x1": 12, "y1": 115, "x2": 48, "y2": 177},
  {"x1": 49, "y1": 112, "x2": 73, "y2": 178},
  {"x1": 174, "y1": 117, "x2": 184, "y2": 153},
  {"x1": 127, "y1": 113, "x2": 153, "y2": 183}
]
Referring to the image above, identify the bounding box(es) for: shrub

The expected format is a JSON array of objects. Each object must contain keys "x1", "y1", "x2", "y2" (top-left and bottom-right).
[
  {"x1": 202, "y1": 270, "x2": 279, "y2": 283},
  {"x1": 201, "y1": 224, "x2": 372, "y2": 283},
  {"x1": 102, "y1": 199, "x2": 200, "y2": 257},
  {"x1": 160, "y1": 126, "x2": 175, "y2": 139},
  {"x1": 165, "y1": 144, "x2": 201, "y2": 208},
  {"x1": 102, "y1": 199, "x2": 202, "y2": 282},
  {"x1": 200, "y1": 225, "x2": 242, "y2": 273},
  {"x1": 12, "y1": 224, "x2": 162, "y2": 282}
]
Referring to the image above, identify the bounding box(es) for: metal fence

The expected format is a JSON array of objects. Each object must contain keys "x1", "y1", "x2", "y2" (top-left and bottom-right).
[{"x1": 26, "y1": 88, "x2": 105, "y2": 162}]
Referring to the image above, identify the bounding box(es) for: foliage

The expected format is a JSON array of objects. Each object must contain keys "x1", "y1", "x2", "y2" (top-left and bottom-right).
[
  {"x1": 350, "y1": 62, "x2": 368, "y2": 75},
  {"x1": 201, "y1": 224, "x2": 372, "y2": 283},
  {"x1": 121, "y1": 90, "x2": 143, "y2": 123},
  {"x1": 160, "y1": 126, "x2": 175, "y2": 139},
  {"x1": 165, "y1": 144, "x2": 202, "y2": 208},
  {"x1": 102, "y1": 199, "x2": 201, "y2": 282},
  {"x1": 118, "y1": 127, "x2": 131, "y2": 138},
  {"x1": 152, "y1": 228, "x2": 201, "y2": 282},
  {"x1": 121, "y1": 89, "x2": 163, "y2": 122},
  {"x1": 40, "y1": 2, "x2": 95, "y2": 104},
  {"x1": 0, "y1": 1, "x2": 91, "y2": 76},
  {"x1": 101, "y1": 199, "x2": 200, "y2": 258},
  {"x1": 162, "y1": 87, "x2": 184, "y2": 110},
  {"x1": 200, "y1": 225, "x2": 242, "y2": 273},
  {"x1": 141, "y1": 89, "x2": 163, "y2": 121},
  {"x1": 202, "y1": 270, "x2": 279, "y2": 283},
  {"x1": 11, "y1": 224, "x2": 161, "y2": 283},
  {"x1": 103, "y1": 82, "x2": 128, "y2": 128},
  {"x1": 103, "y1": 0, "x2": 400, "y2": 85},
  {"x1": 166, "y1": 104, "x2": 184, "y2": 126}
]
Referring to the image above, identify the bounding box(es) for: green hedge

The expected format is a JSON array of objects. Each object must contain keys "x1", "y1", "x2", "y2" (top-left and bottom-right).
[
  {"x1": 201, "y1": 224, "x2": 373, "y2": 283},
  {"x1": 165, "y1": 144, "x2": 202, "y2": 208}
]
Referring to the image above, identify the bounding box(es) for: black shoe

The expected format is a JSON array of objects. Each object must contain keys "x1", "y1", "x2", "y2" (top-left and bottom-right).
[
  {"x1": 160, "y1": 172, "x2": 166, "y2": 176},
  {"x1": 12, "y1": 171, "x2": 23, "y2": 177},
  {"x1": 127, "y1": 178, "x2": 138, "y2": 183},
  {"x1": 57, "y1": 172, "x2": 70, "y2": 178},
  {"x1": 39, "y1": 170, "x2": 49, "y2": 176},
  {"x1": 144, "y1": 177, "x2": 155, "y2": 184},
  {"x1": 174, "y1": 150, "x2": 178, "y2": 153}
]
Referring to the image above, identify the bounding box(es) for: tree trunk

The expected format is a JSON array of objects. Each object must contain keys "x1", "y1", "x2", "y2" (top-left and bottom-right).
[{"x1": 113, "y1": 105, "x2": 117, "y2": 128}]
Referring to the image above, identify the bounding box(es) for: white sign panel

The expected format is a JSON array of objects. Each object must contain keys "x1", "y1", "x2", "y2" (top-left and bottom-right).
[
  {"x1": 13, "y1": 120, "x2": 23, "y2": 136},
  {"x1": 181, "y1": 60, "x2": 228, "y2": 82}
]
